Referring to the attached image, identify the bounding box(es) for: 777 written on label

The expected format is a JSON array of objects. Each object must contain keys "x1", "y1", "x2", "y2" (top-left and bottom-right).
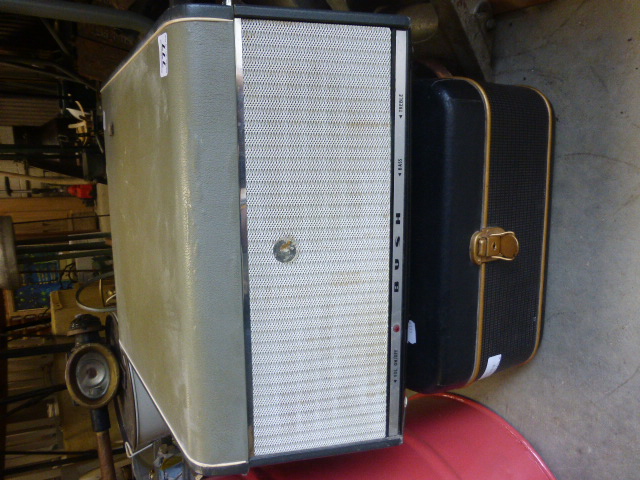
[{"x1": 158, "y1": 33, "x2": 168, "y2": 78}]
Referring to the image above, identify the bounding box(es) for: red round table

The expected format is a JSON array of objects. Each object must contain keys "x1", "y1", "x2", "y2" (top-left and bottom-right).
[{"x1": 213, "y1": 393, "x2": 556, "y2": 480}]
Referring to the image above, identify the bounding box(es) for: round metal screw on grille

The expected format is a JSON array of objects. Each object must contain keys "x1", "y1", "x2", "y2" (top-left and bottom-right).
[{"x1": 273, "y1": 238, "x2": 298, "y2": 263}]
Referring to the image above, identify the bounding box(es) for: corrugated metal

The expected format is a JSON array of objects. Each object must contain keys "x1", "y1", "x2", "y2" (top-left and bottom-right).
[
  {"x1": 0, "y1": 14, "x2": 60, "y2": 127},
  {"x1": 0, "y1": 14, "x2": 39, "y2": 38},
  {"x1": 0, "y1": 97, "x2": 58, "y2": 127},
  {"x1": 0, "y1": 64, "x2": 59, "y2": 98},
  {"x1": 0, "y1": 63, "x2": 52, "y2": 83},
  {"x1": 0, "y1": 14, "x2": 63, "y2": 127},
  {"x1": 0, "y1": 14, "x2": 57, "y2": 51}
]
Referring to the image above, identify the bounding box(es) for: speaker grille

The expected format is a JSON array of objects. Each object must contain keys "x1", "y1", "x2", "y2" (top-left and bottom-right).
[
  {"x1": 241, "y1": 19, "x2": 392, "y2": 456},
  {"x1": 482, "y1": 84, "x2": 550, "y2": 372}
]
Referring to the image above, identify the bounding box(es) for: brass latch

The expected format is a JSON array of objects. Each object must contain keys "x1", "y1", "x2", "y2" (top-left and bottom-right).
[{"x1": 470, "y1": 227, "x2": 520, "y2": 265}]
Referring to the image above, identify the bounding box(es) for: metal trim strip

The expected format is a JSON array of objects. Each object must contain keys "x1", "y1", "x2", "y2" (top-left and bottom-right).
[
  {"x1": 117, "y1": 343, "x2": 250, "y2": 474},
  {"x1": 388, "y1": 28, "x2": 408, "y2": 437},
  {"x1": 120, "y1": 359, "x2": 167, "y2": 458},
  {"x1": 249, "y1": 436, "x2": 403, "y2": 468},
  {"x1": 233, "y1": 5, "x2": 410, "y2": 28},
  {"x1": 234, "y1": 17, "x2": 255, "y2": 458},
  {"x1": 131, "y1": 361, "x2": 141, "y2": 448},
  {"x1": 451, "y1": 77, "x2": 491, "y2": 385},
  {"x1": 242, "y1": 19, "x2": 396, "y2": 455},
  {"x1": 523, "y1": 86, "x2": 554, "y2": 364},
  {"x1": 386, "y1": 28, "x2": 396, "y2": 437}
]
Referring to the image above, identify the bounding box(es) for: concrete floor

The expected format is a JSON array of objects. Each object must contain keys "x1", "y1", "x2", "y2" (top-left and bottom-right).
[{"x1": 457, "y1": 1, "x2": 640, "y2": 478}]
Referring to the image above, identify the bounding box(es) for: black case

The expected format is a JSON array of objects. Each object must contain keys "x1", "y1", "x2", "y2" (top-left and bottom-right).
[{"x1": 406, "y1": 77, "x2": 553, "y2": 393}]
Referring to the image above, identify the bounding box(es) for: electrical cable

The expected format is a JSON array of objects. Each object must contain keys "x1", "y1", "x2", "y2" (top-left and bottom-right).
[{"x1": 58, "y1": 261, "x2": 75, "y2": 286}]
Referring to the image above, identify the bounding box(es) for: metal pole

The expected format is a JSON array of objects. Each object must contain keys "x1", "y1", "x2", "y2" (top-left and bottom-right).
[
  {"x1": 0, "y1": 56, "x2": 94, "y2": 90},
  {"x1": 40, "y1": 18, "x2": 71, "y2": 56},
  {"x1": 16, "y1": 232, "x2": 111, "y2": 246},
  {"x1": 0, "y1": 0, "x2": 152, "y2": 33},
  {"x1": 0, "y1": 344, "x2": 73, "y2": 360},
  {"x1": 96, "y1": 430, "x2": 117, "y2": 480},
  {"x1": 0, "y1": 384, "x2": 67, "y2": 405},
  {"x1": 91, "y1": 408, "x2": 117, "y2": 480},
  {"x1": 19, "y1": 269, "x2": 98, "y2": 274},
  {"x1": 0, "y1": 91, "x2": 64, "y2": 100},
  {"x1": 5, "y1": 449, "x2": 106, "y2": 455},
  {"x1": 16, "y1": 242, "x2": 109, "y2": 254},
  {"x1": 4, "y1": 392, "x2": 51, "y2": 418},
  {"x1": 1, "y1": 448, "x2": 125, "y2": 477},
  {"x1": 13, "y1": 214, "x2": 108, "y2": 225},
  {"x1": 3, "y1": 317, "x2": 51, "y2": 332},
  {"x1": 14, "y1": 157, "x2": 85, "y2": 179},
  {"x1": 0, "y1": 145, "x2": 97, "y2": 155},
  {"x1": 17, "y1": 249, "x2": 112, "y2": 263}
]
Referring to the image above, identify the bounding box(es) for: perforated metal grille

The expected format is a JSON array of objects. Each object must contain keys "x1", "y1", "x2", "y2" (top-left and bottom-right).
[{"x1": 241, "y1": 19, "x2": 392, "y2": 456}]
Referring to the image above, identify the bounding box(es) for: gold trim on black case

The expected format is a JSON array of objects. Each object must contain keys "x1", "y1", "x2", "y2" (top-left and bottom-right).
[
  {"x1": 522, "y1": 86, "x2": 554, "y2": 364},
  {"x1": 451, "y1": 77, "x2": 491, "y2": 385}
]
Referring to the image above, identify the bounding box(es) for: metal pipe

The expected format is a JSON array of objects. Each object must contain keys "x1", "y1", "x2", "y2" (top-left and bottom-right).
[
  {"x1": 0, "y1": 145, "x2": 96, "y2": 155},
  {"x1": 19, "y1": 158, "x2": 85, "y2": 179},
  {"x1": 1, "y1": 448, "x2": 125, "y2": 477},
  {"x1": 16, "y1": 232, "x2": 111, "y2": 246},
  {"x1": 13, "y1": 214, "x2": 108, "y2": 225},
  {"x1": 0, "y1": 80, "x2": 58, "y2": 95},
  {"x1": 0, "y1": 155, "x2": 82, "y2": 162},
  {"x1": 91, "y1": 408, "x2": 117, "y2": 480},
  {"x1": 3, "y1": 317, "x2": 51, "y2": 332},
  {"x1": 2, "y1": 454, "x2": 97, "y2": 477},
  {"x1": 40, "y1": 18, "x2": 71, "y2": 57},
  {"x1": 4, "y1": 392, "x2": 50, "y2": 418},
  {"x1": 19, "y1": 269, "x2": 97, "y2": 274},
  {"x1": 0, "y1": 171, "x2": 87, "y2": 186},
  {"x1": 1, "y1": 333, "x2": 66, "y2": 339},
  {"x1": 0, "y1": 55, "x2": 95, "y2": 90},
  {"x1": 18, "y1": 248, "x2": 112, "y2": 263},
  {"x1": 0, "y1": 0, "x2": 153, "y2": 34},
  {"x1": 0, "y1": 60, "x2": 74, "y2": 84},
  {"x1": 96, "y1": 430, "x2": 117, "y2": 480},
  {"x1": 0, "y1": 344, "x2": 73, "y2": 360},
  {"x1": 17, "y1": 242, "x2": 109, "y2": 254},
  {"x1": 5, "y1": 449, "x2": 117, "y2": 456},
  {"x1": 0, "y1": 384, "x2": 67, "y2": 404},
  {"x1": 0, "y1": 91, "x2": 63, "y2": 100}
]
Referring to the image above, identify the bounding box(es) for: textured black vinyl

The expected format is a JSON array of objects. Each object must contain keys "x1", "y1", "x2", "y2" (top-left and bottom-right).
[
  {"x1": 407, "y1": 78, "x2": 486, "y2": 392},
  {"x1": 479, "y1": 84, "x2": 551, "y2": 374},
  {"x1": 407, "y1": 77, "x2": 552, "y2": 393}
]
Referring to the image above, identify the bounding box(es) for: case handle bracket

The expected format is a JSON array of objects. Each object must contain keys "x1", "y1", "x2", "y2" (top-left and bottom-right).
[{"x1": 471, "y1": 227, "x2": 520, "y2": 265}]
